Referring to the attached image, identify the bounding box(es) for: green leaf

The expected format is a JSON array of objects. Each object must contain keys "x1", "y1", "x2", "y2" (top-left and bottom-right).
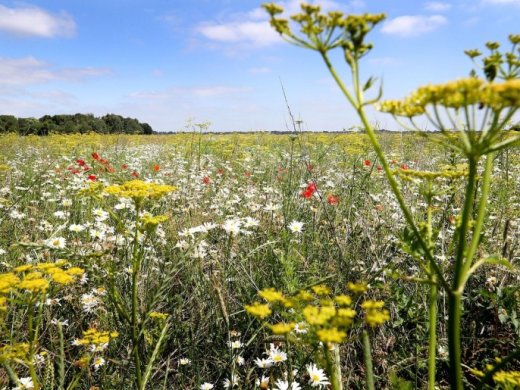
[{"x1": 363, "y1": 76, "x2": 377, "y2": 91}]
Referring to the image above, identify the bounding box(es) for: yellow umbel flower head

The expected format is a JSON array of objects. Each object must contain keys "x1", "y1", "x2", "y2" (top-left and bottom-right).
[{"x1": 104, "y1": 180, "x2": 176, "y2": 205}]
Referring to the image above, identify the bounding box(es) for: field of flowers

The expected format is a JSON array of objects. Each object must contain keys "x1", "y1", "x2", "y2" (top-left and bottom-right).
[{"x1": 0, "y1": 131, "x2": 519, "y2": 389}]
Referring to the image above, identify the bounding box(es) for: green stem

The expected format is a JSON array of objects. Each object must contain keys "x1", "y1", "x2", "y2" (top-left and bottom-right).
[
  {"x1": 320, "y1": 52, "x2": 450, "y2": 291},
  {"x1": 132, "y1": 203, "x2": 143, "y2": 388},
  {"x1": 362, "y1": 331, "x2": 375, "y2": 390},
  {"x1": 428, "y1": 280, "x2": 438, "y2": 390},
  {"x1": 324, "y1": 343, "x2": 343, "y2": 390},
  {"x1": 461, "y1": 153, "x2": 494, "y2": 281},
  {"x1": 448, "y1": 292, "x2": 463, "y2": 390}
]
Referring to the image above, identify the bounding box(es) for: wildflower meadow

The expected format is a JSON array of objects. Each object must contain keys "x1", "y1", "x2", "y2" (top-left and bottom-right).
[{"x1": 0, "y1": 2, "x2": 520, "y2": 390}]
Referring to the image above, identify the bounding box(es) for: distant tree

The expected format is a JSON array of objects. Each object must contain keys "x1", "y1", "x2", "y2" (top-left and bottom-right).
[
  {"x1": 3, "y1": 113, "x2": 153, "y2": 135},
  {"x1": 0, "y1": 115, "x2": 19, "y2": 133},
  {"x1": 141, "y1": 123, "x2": 153, "y2": 135},
  {"x1": 18, "y1": 118, "x2": 42, "y2": 136},
  {"x1": 103, "y1": 114, "x2": 125, "y2": 134}
]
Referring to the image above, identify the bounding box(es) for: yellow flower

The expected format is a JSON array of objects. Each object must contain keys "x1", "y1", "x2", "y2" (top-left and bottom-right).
[
  {"x1": 66, "y1": 267, "x2": 85, "y2": 276},
  {"x1": 149, "y1": 311, "x2": 169, "y2": 320},
  {"x1": 13, "y1": 265, "x2": 33, "y2": 272},
  {"x1": 258, "y1": 288, "x2": 286, "y2": 303},
  {"x1": 50, "y1": 271, "x2": 75, "y2": 285},
  {"x1": 0, "y1": 343, "x2": 29, "y2": 364},
  {"x1": 244, "y1": 302, "x2": 272, "y2": 319},
  {"x1": 303, "y1": 305, "x2": 336, "y2": 325},
  {"x1": 493, "y1": 370, "x2": 520, "y2": 386},
  {"x1": 311, "y1": 285, "x2": 331, "y2": 296},
  {"x1": 104, "y1": 180, "x2": 176, "y2": 204},
  {"x1": 18, "y1": 273, "x2": 49, "y2": 292},
  {"x1": 270, "y1": 322, "x2": 296, "y2": 335},
  {"x1": 347, "y1": 282, "x2": 368, "y2": 294},
  {"x1": 316, "y1": 327, "x2": 347, "y2": 343},
  {"x1": 0, "y1": 273, "x2": 20, "y2": 293},
  {"x1": 334, "y1": 294, "x2": 352, "y2": 306},
  {"x1": 362, "y1": 300, "x2": 390, "y2": 327}
]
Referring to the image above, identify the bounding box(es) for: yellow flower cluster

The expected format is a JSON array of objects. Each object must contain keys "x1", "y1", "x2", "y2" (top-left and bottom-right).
[
  {"x1": 0, "y1": 343, "x2": 29, "y2": 364},
  {"x1": 246, "y1": 282, "x2": 389, "y2": 345},
  {"x1": 244, "y1": 302, "x2": 272, "y2": 319},
  {"x1": 0, "y1": 262, "x2": 85, "y2": 311},
  {"x1": 493, "y1": 370, "x2": 520, "y2": 386},
  {"x1": 104, "y1": 180, "x2": 176, "y2": 204},
  {"x1": 74, "y1": 328, "x2": 119, "y2": 349},
  {"x1": 2, "y1": 262, "x2": 84, "y2": 294},
  {"x1": 140, "y1": 214, "x2": 169, "y2": 232},
  {"x1": 149, "y1": 311, "x2": 169, "y2": 321},
  {"x1": 379, "y1": 78, "x2": 520, "y2": 117},
  {"x1": 361, "y1": 300, "x2": 391, "y2": 327}
]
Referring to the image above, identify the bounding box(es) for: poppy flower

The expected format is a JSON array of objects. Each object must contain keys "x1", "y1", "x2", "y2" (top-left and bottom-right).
[
  {"x1": 327, "y1": 194, "x2": 339, "y2": 205},
  {"x1": 400, "y1": 164, "x2": 409, "y2": 170},
  {"x1": 377, "y1": 165, "x2": 382, "y2": 172},
  {"x1": 92, "y1": 152, "x2": 100, "y2": 160},
  {"x1": 76, "y1": 159, "x2": 85, "y2": 167},
  {"x1": 121, "y1": 164, "x2": 128, "y2": 170},
  {"x1": 301, "y1": 182, "x2": 317, "y2": 199},
  {"x1": 364, "y1": 159, "x2": 371, "y2": 167},
  {"x1": 87, "y1": 174, "x2": 97, "y2": 181},
  {"x1": 153, "y1": 164, "x2": 160, "y2": 172},
  {"x1": 202, "y1": 176, "x2": 211, "y2": 185},
  {"x1": 131, "y1": 171, "x2": 139, "y2": 178}
]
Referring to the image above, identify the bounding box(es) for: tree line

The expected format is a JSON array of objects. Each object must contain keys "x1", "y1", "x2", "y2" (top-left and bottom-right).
[{"x1": 0, "y1": 114, "x2": 153, "y2": 135}]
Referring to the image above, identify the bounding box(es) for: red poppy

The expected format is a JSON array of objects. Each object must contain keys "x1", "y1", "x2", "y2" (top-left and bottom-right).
[
  {"x1": 106, "y1": 166, "x2": 115, "y2": 173},
  {"x1": 202, "y1": 176, "x2": 211, "y2": 184},
  {"x1": 400, "y1": 164, "x2": 409, "y2": 170},
  {"x1": 377, "y1": 165, "x2": 382, "y2": 172},
  {"x1": 87, "y1": 174, "x2": 97, "y2": 181},
  {"x1": 375, "y1": 204, "x2": 384, "y2": 212},
  {"x1": 244, "y1": 171, "x2": 252, "y2": 177},
  {"x1": 390, "y1": 159, "x2": 397, "y2": 165},
  {"x1": 153, "y1": 164, "x2": 160, "y2": 172},
  {"x1": 216, "y1": 168, "x2": 225, "y2": 175},
  {"x1": 121, "y1": 164, "x2": 128, "y2": 170},
  {"x1": 92, "y1": 152, "x2": 100, "y2": 160},
  {"x1": 301, "y1": 189, "x2": 313, "y2": 199},
  {"x1": 363, "y1": 159, "x2": 371, "y2": 167},
  {"x1": 76, "y1": 159, "x2": 85, "y2": 167},
  {"x1": 301, "y1": 182, "x2": 317, "y2": 199},
  {"x1": 131, "y1": 171, "x2": 139, "y2": 178},
  {"x1": 327, "y1": 194, "x2": 339, "y2": 205}
]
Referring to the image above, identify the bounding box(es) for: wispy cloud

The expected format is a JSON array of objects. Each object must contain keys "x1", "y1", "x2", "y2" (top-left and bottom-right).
[
  {"x1": 130, "y1": 85, "x2": 250, "y2": 100},
  {"x1": 381, "y1": 15, "x2": 447, "y2": 37},
  {"x1": 424, "y1": 2, "x2": 452, "y2": 11},
  {"x1": 197, "y1": 21, "x2": 280, "y2": 47},
  {"x1": 248, "y1": 67, "x2": 272, "y2": 74},
  {"x1": 195, "y1": 0, "x2": 345, "y2": 49},
  {"x1": 482, "y1": 0, "x2": 520, "y2": 4},
  {"x1": 0, "y1": 56, "x2": 111, "y2": 86},
  {"x1": 0, "y1": 4, "x2": 76, "y2": 38}
]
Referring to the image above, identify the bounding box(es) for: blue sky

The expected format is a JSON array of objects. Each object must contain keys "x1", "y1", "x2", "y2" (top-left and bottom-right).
[{"x1": 0, "y1": 0, "x2": 518, "y2": 132}]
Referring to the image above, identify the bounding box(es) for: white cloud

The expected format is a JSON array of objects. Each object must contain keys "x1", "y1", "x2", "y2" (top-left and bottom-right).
[
  {"x1": 195, "y1": 0, "x2": 345, "y2": 48},
  {"x1": 197, "y1": 21, "x2": 281, "y2": 47},
  {"x1": 0, "y1": 4, "x2": 75, "y2": 38},
  {"x1": 248, "y1": 67, "x2": 271, "y2": 74},
  {"x1": 482, "y1": 0, "x2": 520, "y2": 4},
  {"x1": 424, "y1": 2, "x2": 452, "y2": 11},
  {"x1": 130, "y1": 85, "x2": 250, "y2": 100},
  {"x1": 0, "y1": 56, "x2": 111, "y2": 86},
  {"x1": 381, "y1": 15, "x2": 447, "y2": 37}
]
